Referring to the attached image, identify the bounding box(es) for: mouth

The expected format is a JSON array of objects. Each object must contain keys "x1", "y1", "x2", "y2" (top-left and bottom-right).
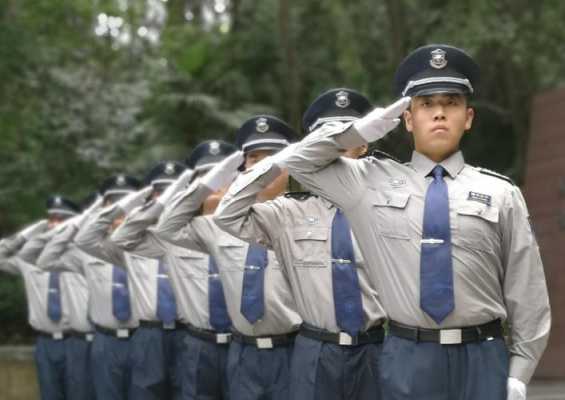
[{"x1": 431, "y1": 125, "x2": 449, "y2": 134}]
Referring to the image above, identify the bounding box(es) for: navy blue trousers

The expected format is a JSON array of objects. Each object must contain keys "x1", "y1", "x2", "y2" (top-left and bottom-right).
[
  {"x1": 227, "y1": 341, "x2": 293, "y2": 400},
  {"x1": 290, "y1": 334, "x2": 382, "y2": 400},
  {"x1": 180, "y1": 331, "x2": 229, "y2": 400},
  {"x1": 91, "y1": 327, "x2": 167, "y2": 400},
  {"x1": 164, "y1": 329, "x2": 184, "y2": 400},
  {"x1": 379, "y1": 335, "x2": 509, "y2": 400},
  {"x1": 35, "y1": 336, "x2": 94, "y2": 400}
]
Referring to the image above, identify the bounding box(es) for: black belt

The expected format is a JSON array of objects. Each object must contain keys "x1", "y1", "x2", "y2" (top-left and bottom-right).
[
  {"x1": 36, "y1": 330, "x2": 68, "y2": 340},
  {"x1": 299, "y1": 324, "x2": 385, "y2": 346},
  {"x1": 94, "y1": 324, "x2": 137, "y2": 339},
  {"x1": 389, "y1": 320, "x2": 503, "y2": 344},
  {"x1": 67, "y1": 330, "x2": 95, "y2": 342},
  {"x1": 232, "y1": 331, "x2": 297, "y2": 349},
  {"x1": 139, "y1": 320, "x2": 179, "y2": 330},
  {"x1": 183, "y1": 323, "x2": 231, "y2": 345}
]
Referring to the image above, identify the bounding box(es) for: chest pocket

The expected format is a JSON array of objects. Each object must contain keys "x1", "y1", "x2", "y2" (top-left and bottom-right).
[
  {"x1": 372, "y1": 191, "x2": 411, "y2": 240},
  {"x1": 292, "y1": 226, "x2": 329, "y2": 268},
  {"x1": 217, "y1": 239, "x2": 246, "y2": 271},
  {"x1": 455, "y1": 201, "x2": 500, "y2": 252},
  {"x1": 177, "y1": 252, "x2": 208, "y2": 280}
]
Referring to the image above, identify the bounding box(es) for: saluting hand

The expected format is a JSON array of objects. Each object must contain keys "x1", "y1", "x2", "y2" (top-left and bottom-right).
[
  {"x1": 201, "y1": 151, "x2": 245, "y2": 192},
  {"x1": 353, "y1": 96, "x2": 411, "y2": 142}
]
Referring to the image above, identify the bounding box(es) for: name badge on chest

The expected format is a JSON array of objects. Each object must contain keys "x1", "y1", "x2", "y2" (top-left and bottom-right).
[{"x1": 467, "y1": 191, "x2": 492, "y2": 206}]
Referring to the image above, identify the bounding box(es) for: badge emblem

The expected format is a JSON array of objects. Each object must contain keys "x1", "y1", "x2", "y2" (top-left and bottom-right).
[
  {"x1": 54, "y1": 196, "x2": 62, "y2": 207},
  {"x1": 164, "y1": 162, "x2": 175, "y2": 175},
  {"x1": 335, "y1": 91, "x2": 350, "y2": 108},
  {"x1": 209, "y1": 141, "x2": 220, "y2": 156},
  {"x1": 430, "y1": 48, "x2": 448, "y2": 69},
  {"x1": 255, "y1": 117, "x2": 269, "y2": 133},
  {"x1": 389, "y1": 177, "x2": 407, "y2": 188},
  {"x1": 116, "y1": 175, "x2": 126, "y2": 186},
  {"x1": 306, "y1": 216, "x2": 318, "y2": 225}
]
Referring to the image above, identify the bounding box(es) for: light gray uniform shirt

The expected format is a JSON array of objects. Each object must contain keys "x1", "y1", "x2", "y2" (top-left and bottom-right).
[
  {"x1": 75, "y1": 206, "x2": 169, "y2": 324},
  {"x1": 0, "y1": 227, "x2": 91, "y2": 334},
  {"x1": 110, "y1": 201, "x2": 215, "y2": 330},
  {"x1": 153, "y1": 181, "x2": 302, "y2": 337},
  {"x1": 281, "y1": 121, "x2": 550, "y2": 383},
  {"x1": 214, "y1": 164, "x2": 386, "y2": 333}
]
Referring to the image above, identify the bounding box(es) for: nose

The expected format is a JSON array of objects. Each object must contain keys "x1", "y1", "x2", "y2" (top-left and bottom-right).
[{"x1": 433, "y1": 105, "x2": 446, "y2": 121}]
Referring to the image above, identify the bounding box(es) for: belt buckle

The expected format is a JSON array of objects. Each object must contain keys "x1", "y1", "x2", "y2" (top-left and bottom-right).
[
  {"x1": 256, "y1": 337, "x2": 274, "y2": 349},
  {"x1": 439, "y1": 329, "x2": 462, "y2": 345},
  {"x1": 86, "y1": 333, "x2": 95, "y2": 342},
  {"x1": 117, "y1": 329, "x2": 130, "y2": 339},
  {"x1": 338, "y1": 332, "x2": 353, "y2": 346},
  {"x1": 216, "y1": 333, "x2": 231, "y2": 344},
  {"x1": 163, "y1": 322, "x2": 176, "y2": 330},
  {"x1": 52, "y1": 332, "x2": 64, "y2": 340}
]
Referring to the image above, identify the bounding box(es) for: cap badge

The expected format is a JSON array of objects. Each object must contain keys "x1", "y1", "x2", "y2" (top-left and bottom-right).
[
  {"x1": 165, "y1": 162, "x2": 175, "y2": 175},
  {"x1": 255, "y1": 117, "x2": 270, "y2": 133},
  {"x1": 209, "y1": 141, "x2": 221, "y2": 156},
  {"x1": 54, "y1": 197, "x2": 62, "y2": 207},
  {"x1": 335, "y1": 91, "x2": 350, "y2": 108},
  {"x1": 116, "y1": 175, "x2": 126, "y2": 186},
  {"x1": 430, "y1": 48, "x2": 448, "y2": 69}
]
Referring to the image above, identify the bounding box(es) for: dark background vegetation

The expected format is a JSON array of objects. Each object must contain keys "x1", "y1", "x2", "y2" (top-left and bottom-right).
[{"x1": 1, "y1": 0, "x2": 564, "y2": 342}]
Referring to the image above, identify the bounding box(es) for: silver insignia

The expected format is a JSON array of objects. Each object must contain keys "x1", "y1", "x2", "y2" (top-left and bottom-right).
[
  {"x1": 209, "y1": 141, "x2": 221, "y2": 156},
  {"x1": 116, "y1": 175, "x2": 126, "y2": 186},
  {"x1": 430, "y1": 48, "x2": 448, "y2": 69},
  {"x1": 165, "y1": 162, "x2": 175, "y2": 175},
  {"x1": 255, "y1": 117, "x2": 270, "y2": 133},
  {"x1": 335, "y1": 91, "x2": 350, "y2": 108}
]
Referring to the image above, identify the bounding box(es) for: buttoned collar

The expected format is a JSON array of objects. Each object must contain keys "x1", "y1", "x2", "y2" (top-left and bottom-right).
[{"x1": 410, "y1": 150, "x2": 465, "y2": 179}]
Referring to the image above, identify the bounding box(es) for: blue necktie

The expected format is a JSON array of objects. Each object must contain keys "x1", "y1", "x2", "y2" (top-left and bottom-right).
[
  {"x1": 112, "y1": 265, "x2": 131, "y2": 321},
  {"x1": 208, "y1": 256, "x2": 231, "y2": 332},
  {"x1": 420, "y1": 165, "x2": 455, "y2": 324},
  {"x1": 47, "y1": 271, "x2": 62, "y2": 322},
  {"x1": 331, "y1": 209, "x2": 364, "y2": 336},
  {"x1": 156, "y1": 258, "x2": 177, "y2": 324},
  {"x1": 240, "y1": 243, "x2": 268, "y2": 324}
]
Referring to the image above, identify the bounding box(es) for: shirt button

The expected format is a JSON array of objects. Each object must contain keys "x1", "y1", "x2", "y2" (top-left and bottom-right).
[{"x1": 307, "y1": 231, "x2": 312, "y2": 237}]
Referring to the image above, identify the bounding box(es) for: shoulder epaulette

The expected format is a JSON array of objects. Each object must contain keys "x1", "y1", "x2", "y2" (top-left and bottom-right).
[
  {"x1": 476, "y1": 167, "x2": 515, "y2": 185},
  {"x1": 369, "y1": 149, "x2": 402, "y2": 164},
  {"x1": 284, "y1": 191, "x2": 316, "y2": 201}
]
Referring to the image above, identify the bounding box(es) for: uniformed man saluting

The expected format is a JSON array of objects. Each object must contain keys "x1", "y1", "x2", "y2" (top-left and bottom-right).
[
  {"x1": 279, "y1": 44, "x2": 550, "y2": 400},
  {"x1": 214, "y1": 88, "x2": 386, "y2": 400}
]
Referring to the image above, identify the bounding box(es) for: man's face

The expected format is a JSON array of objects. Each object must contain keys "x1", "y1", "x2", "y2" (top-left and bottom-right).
[
  {"x1": 244, "y1": 149, "x2": 276, "y2": 169},
  {"x1": 47, "y1": 214, "x2": 65, "y2": 229},
  {"x1": 404, "y1": 94, "x2": 474, "y2": 162}
]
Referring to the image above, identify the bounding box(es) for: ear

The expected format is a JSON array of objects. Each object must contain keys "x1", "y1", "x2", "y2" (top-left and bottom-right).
[
  {"x1": 360, "y1": 144, "x2": 368, "y2": 156},
  {"x1": 404, "y1": 110, "x2": 414, "y2": 132},
  {"x1": 464, "y1": 107, "x2": 474, "y2": 131}
]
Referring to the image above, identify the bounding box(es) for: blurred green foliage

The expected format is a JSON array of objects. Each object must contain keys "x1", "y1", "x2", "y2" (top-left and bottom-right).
[{"x1": 1, "y1": 0, "x2": 564, "y2": 340}]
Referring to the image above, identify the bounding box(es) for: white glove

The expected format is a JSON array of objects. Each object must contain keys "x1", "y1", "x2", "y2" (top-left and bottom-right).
[
  {"x1": 116, "y1": 186, "x2": 153, "y2": 214},
  {"x1": 353, "y1": 96, "x2": 411, "y2": 143},
  {"x1": 20, "y1": 220, "x2": 48, "y2": 240},
  {"x1": 71, "y1": 195, "x2": 103, "y2": 228},
  {"x1": 507, "y1": 378, "x2": 526, "y2": 400},
  {"x1": 201, "y1": 151, "x2": 245, "y2": 192},
  {"x1": 157, "y1": 168, "x2": 195, "y2": 206}
]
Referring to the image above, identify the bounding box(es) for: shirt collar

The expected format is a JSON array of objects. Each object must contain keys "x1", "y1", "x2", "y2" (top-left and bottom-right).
[{"x1": 410, "y1": 150, "x2": 465, "y2": 179}]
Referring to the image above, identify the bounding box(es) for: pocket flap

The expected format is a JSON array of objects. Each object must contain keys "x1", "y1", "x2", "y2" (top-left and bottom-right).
[
  {"x1": 457, "y1": 202, "x2": 499, "y2": 223},
  {"x1": 293, "y1": 227, "x2": 328, "y2": 241},
  {"x1": 372, "y1": 191, "x2": 411, "y2": 209}
]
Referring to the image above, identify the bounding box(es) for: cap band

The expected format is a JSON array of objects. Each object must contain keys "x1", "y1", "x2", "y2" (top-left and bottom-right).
[
  {"x1": 309, "y1": 115, "x2": 358, "y2": 132},
  {"x1": 402, "y1": 77, "x2": 473, "y2": 96},
  {"x1": 47, "y1": 208, "x2": 78, "y2": 216},
  {"x1": 151, "y1": 178, "x2": 176, "y2": 186},
  {"x1": 242, "y1": 138, "x2": 289, "y2": 152},
  {"x1": 104, "y1": 189, "x2": 135, "y2": 197}
]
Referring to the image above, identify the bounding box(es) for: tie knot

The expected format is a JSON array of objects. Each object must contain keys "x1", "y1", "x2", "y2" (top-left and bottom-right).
[{"x1": 432, "y1": 165, "x2": 445, "y2": 179}]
